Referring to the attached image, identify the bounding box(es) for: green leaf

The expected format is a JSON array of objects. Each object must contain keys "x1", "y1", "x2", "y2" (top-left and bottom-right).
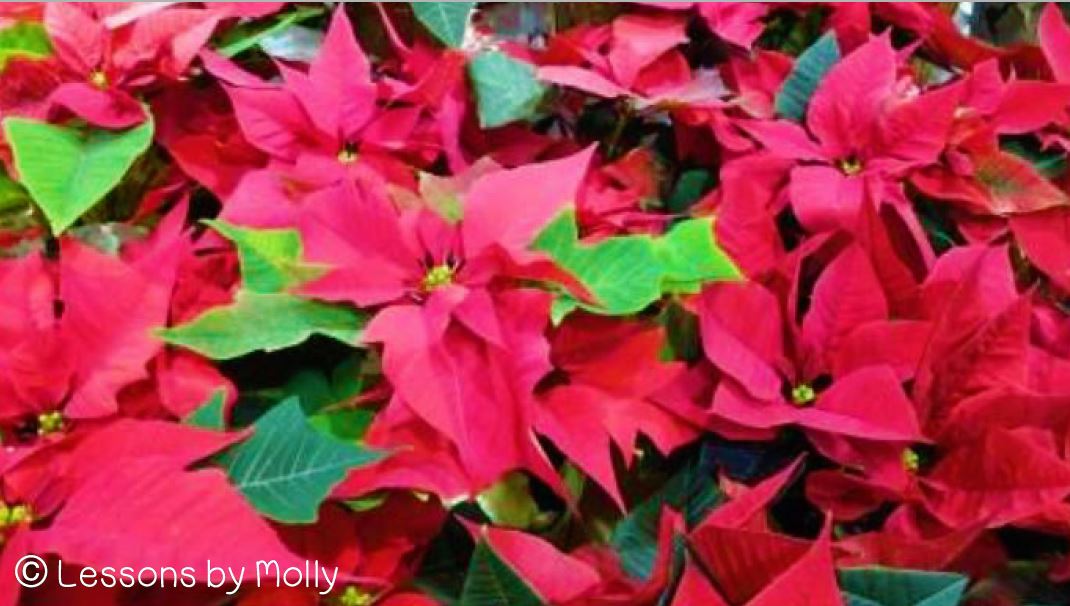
[
  {"x1": 229, "y1": 356, "x2": 369, "y2": 431},
  {"x1": 666, "y1": 169, "x2": 713, "y2": 214},
  {"x1": 215, "y1": 5, "x2": 325, "y2": 58},
  {"x1": 258, "y1": 25, "x2": 323, "y2": 62},
  {"x1": 476, "y1": 472, "x2": 543, "y2": 530},
  {"x1": 533, "y1": 211, "x2": 740, "y2": 316},
  {"x1": 2, "y1": 116, "x2": 153, "y2": 234},
  {"x1": 289, "y1": 356, "x2": 366, "y2": 415},
  {"x1": 0, "y1": 170, "x2": 31, "y2": 214},
  {"x1": 417, "y1": 518, "x2": 477, "y2": 603},
  {"x1": 611, "y1": 460, "x2": 724, "y2": 580},
  {"x1": 534, "y1": 211, "x2": 662, "y2": 315},
  {"x1": 654, "y1": 217, "x2": 741, "y2": 294},
  {"x1": 206, "y1": 220, "x2": 320, "y2": 293},
  {"x1": 550, "y1": 297, "x2": 580, "y2": 325},
  {"x1": 184, "y1": 389, "x2": 228, "y2": 431},
  {"x1": 468, "y1": 51, "x2": 546, "y2": 128},
  {"x1": 0, "y1": 22, "x2": 52, "y2": 70},
  {"x1": 662, "y1": 300, "x2": 702, "y2": 362},
  {"x1": 220, "y1": 397, "x2": 383, "y2": 524},
  {"x1": 158, "y1": 291, "x2": 364, "y2": 360},
  {"x1": 68, "y1": 222, "x2": 145, "y2": 255},
  {"x1": 775, "y1": 32, "x2": 840, "y2": 122},
  {"x1": 412, "y1": 2, "x2": 475, "y2": 48},
  {"x1": 460, "y1": 539, "x2": 542, "y2": 606},
  {"x1": 838, "y1": 567, "x2": 969, "y2": 606},
  {"x1": 307, "y1": 409, "x2": 374, "y2": 442},
  {"x1": 344, "y1": 493, "x2": 388, "y2": 513},
  {"x1": 1003, "y1": 136, "x2": 1068, "y2": 180}
]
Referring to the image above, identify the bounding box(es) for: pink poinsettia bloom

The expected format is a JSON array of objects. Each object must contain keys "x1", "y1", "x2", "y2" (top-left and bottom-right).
[
  {"x1": 297, "y1": 148, "x2": 594, "y2": 495},
  {"x1": 212, "y1": 8, "x2": 438, "y2": 200},
  {"x1": 740, "y1": 33, "x2": 961, "y2": 232}
]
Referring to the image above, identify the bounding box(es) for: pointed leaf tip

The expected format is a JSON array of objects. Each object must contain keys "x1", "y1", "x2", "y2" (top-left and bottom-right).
[
  {"x1": 3, "y1": 115, "x2": 153, "y2": 234},
  {"x1": 412, "y1": 2, "x2": 476, "y2": 48},
  {"x1": 221, "y1": 397, "x2": 384, "y2": 524}
]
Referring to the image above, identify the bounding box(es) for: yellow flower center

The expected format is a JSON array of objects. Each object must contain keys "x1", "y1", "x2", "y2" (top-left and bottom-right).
[
  {"x1": 421, "y1": 264, "x2": 454, "y2": 291},
  {"x1": 338, "y1": 586, "x2": 372, "y2": 606},
  {"x1": 337, "y1": 145, "x2": 358, "y2": 164},
  {"x1": 838, "y1": 156, "x2": 863, "y2": 176},
  {"x1": 37, "y1": 411, "x2": 65, "y2": 436},
  {"x1": 89, "y1": 70, "x2": 108, "y2": 89},
  {"x1": 0, "y1": 503, "x2": 32, "y2": 529},
  {"x1": 902, "y1": 448, "x2": 921, "y2": 473},
  {"x1": 790, "y1": 384, "x2": 816, "y2": 407}
]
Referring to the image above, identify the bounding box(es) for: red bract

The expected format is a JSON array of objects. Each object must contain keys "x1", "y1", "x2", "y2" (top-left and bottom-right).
[
  {"x1": 18, "y1": 4, "x2": 220, "y2": 127},
  {"x1": 696, "y1": 242, "x2": 924, "y2": 487},
  {"x1": 742, "y1": 34, "x2": 960, "y2": 232},
  {"x1": 0, "y1": 238, "x2": 174, "y2": 420},
  {"x1": 538, "y1": 315, "x2": 699, "y2": 507},
  {"x1": 213, "y1": 9, "x2": 436, "y2": 194},
  {"x1": 0, "y1": 419, "x2": 298, "y2": 605},
  {"x1": 538, "y1": 13, "x2": 725, "y2": 109}
]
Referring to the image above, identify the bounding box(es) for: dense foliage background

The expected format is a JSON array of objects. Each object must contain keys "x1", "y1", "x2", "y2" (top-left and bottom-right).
[{"x1": 1, "y1": 2, "x2": 1070, "y2": 605}]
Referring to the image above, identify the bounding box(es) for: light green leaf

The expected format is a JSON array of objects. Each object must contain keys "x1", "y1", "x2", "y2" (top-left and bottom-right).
[
  {"x1": 460, "y1": 540, "x2": 542, "y2": 606},
  {"x1": 221, "y1": 397, "x2": 383, "y2": 524},
  {"x1": 534, "y1": 210, "x2": 662, "y2": 315},
  {"x1": 2, "y1": 116, "x2": 153, "y2": 234},
  {"x1": 344, "y1": 493, "x2": 388, "y2": 513},
  {"x1": 654, "y1": 217, "x2": 740, "y2": 294},
  {"x1": 469, "y1": 51, "x2": 546, "y2": 128},
  {"x1": 838, "y1": 567, "x2": 969, "y2": 606},
  {"x1": 0, "y1": 22, "x2": 52, "y2": 70},
  {"x1": 550, "y1": 297, "x2": 580, "y2": 325},
  {"x1": 534, "y1": 211, "x2": 740, "y2": 316},
  {"x1": 158, "y1": 291, "x2": 363, "y2": 360},
  {"x1": 775, "y1": 32, "x2": 840, "y2": 122},
  {"x1": 206, "y1": 219, "x2": 320, "y2": 293},
  {"x1": 184, "y1": 389, "x2": 228, "y2": 431},
  {"x1": 412, "y1": 2, "x2": 475, "y2": 48}
]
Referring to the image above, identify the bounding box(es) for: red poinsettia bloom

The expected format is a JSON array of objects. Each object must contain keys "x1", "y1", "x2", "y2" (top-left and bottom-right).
[
  {"x1": 537, "y1": 314, "x2": 699, "y2": 507},
  {"x1": 0, "y1": 418, "x2": 300, "y2": 606},
  {"x1": 538, "y1": 12, "x2": 726, "y2": 109},
  {"x1": 0, "y1": 3, "x2": 223, "y2": 128},
  {"x1": 696, "y1": 239, "x2": 925, "y2": 488}
]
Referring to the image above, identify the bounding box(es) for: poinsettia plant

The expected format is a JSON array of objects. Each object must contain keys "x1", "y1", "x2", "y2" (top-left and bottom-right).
[{"x1": 1, "y1": 2, "x2": 1070, "y2": 605}]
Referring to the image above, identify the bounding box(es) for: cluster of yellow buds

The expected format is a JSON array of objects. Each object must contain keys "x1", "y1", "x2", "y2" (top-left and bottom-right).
[
  {"x1": 37, "y1": 411, "x2": 65, "y2": 436},
  {"x1": 421, "y1": 264, "x2": 455, "y2": 292},
  {"x1": 790, "y1": 384, "x2": 816, "y2": 406},
  {"x1": 337, "y1": 586, "x2": 372, "y2": 606},
  {"x1": 0, "y1": 503, "x2": 32, "y2": 533}
]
